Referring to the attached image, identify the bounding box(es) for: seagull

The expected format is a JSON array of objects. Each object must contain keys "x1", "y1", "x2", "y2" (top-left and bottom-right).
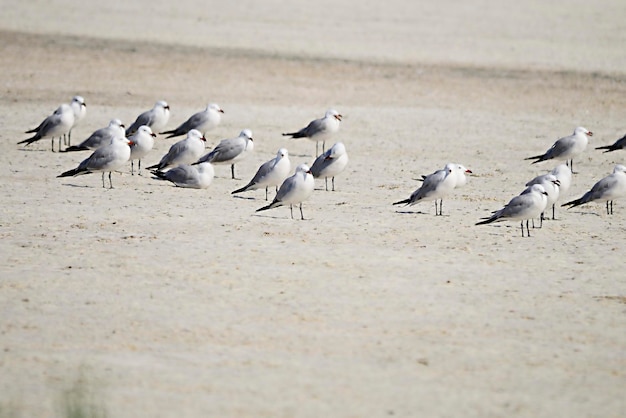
[
  {"x1": 282, "y1": 109, "x2": 342, "y2": 156},
  {"x1": 20, "y1": 104, "x2": 75, "y2": 152},
  {"x1": 125, "y1": 100, "x2": 170, "y2": 137},
  {"x1": 562, "y1": 164, "x2": 626, "y2": 215},
  {"x1": 310, "y1": 142, "x2": 349, "y2": 191},
  {"x1": 57, "y1": 136, "x2": 133, "y2": 188},
  {"x1": 393, "y1": 163, "x2": 462, "y2": 216},
  {"x1": 68, "y1": 95, "x2": 87, "y2": 146},
  {"x1": 129, "y1": 126, "x2": 156, "y2": 175},
  {"x1": 145, "y1": 129, "x2": 206, "y2": 172},
  {"x1": 232, "y1": 148, "x2": 291, "y2": 200},
  {"x1": 525, "y1": 126, "x2": 593, "y2": 173},
  {"x1": 476, "y1": 184, "x2": 549, "y2": 237},
  {"x1": 63, "y1": 119, "x2": 125, "y2": 152},
  {"x1": 525, "y1": 174, "x2": 561, "y2": 225},
  {"x1": 195, "y1": 129, "x2": 254, "y2": 179},
  {"x1": 256, "y1": 164, "x2": 315, "y2": 220},
  {"x1": 595, "y1": 133, "x2": 626, "y2": 153},
  {"x1": 160, "y1": 103, "x2": 223, "y2": 138},
  {"x1": 152, "y1": 162, "x2": 214, "y2": 189}
]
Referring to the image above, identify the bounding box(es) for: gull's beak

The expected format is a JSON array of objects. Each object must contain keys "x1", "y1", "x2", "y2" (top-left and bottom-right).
[
  {"x1": 587, "y1": 131, "x2": 593, "y2": 136},
  {"x1": 151, "y1": 132, "x2": 157, "y2": 138},
  {"x1": 164, "y1": 105, "x2": 170, "y2": 110},
  {"x1": 127, "y1": 140, "x2": 135, "y2": 146},
  {"x1": 201, "y1": 136, "x2": 207, "y2": 142},
  {"x1": 335, "y1": 114, "x2": 343, "y2": 121},
  {"x1": 120, "y1": 124, "x2": 126, "y2": 129},
  {"x1": 465, "y1": 169, "x2": 473, "y2": 174},
  {"x1": 219, "y1": 109, "x2": 225, "y2": 113},
  {"x1": 82, "y1": 102, "x2": 87, "y2": 107}
]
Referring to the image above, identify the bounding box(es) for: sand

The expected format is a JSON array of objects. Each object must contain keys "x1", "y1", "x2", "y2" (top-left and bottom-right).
[{"x1": 1, "y1": 1, "x2": 625, "y2": 417}]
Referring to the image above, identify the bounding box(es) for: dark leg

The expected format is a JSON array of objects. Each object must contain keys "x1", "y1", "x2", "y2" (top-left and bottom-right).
[
  {"x1": 315, "y1": 142, "x2": 319, "y2": 157},
  {"x1": 109, "y1": 172, "x2": 114, "y2": 189},
  {"x1": 289, "y1": 204, "x2": 294, "y2": 219},
  {"x1": 299, "y1": 203, "x2": 305, "y2": 220},
  {"x1": 138, "y1": 160, "x2": 142, "y2": 176},
  {"x1": 131, "y1": 160, "x2": 135, "y2": 176},
  {"x1": 265, "y1": 186, "x2": 268, "y2": 201},
  {"x1": 68, "y1": 130, "x2": 72, "y2": 146},
  {"x1": 231, "y1": 164, "x2": 235, "y2": 180},
  {"x1": 520, "y1": 221, "x2": 525, "y2": 237},
  {"x1": 611, "y1": 201, "x2": 614, "y2": 214},
  {"x1": 324, "y1": 177, "x2": 328, "y2": 191},
  {"x1": 332, "y1": 177, "x2": 335, "y2": 192},
  {"x1": 434, "y1": 200, "x2": 438, "y2": 215},
  {"x1": 101, "y1": 172, "x2": 106, "y2": 188},
  {"x1": 51, "y1": 138, "x2": 55, "y2": 152},
  {"x1": 552, "y1": 203, "x2": 556, "y2": 220},
  {"x1": 322, "y1": 141, "x2": 325, "y2": 153},
  {"x1": 539, "y1": 213, "x2": 544, "y2": 228},
  {"x1": 58, "y1": 137, "x2": 62, "y2": 152}
]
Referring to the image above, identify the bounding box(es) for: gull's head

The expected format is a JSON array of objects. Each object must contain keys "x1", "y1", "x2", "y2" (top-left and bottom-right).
[
  {"x1": 613, "y1": 164, "x2": 626, "y2": 174},
  {"x1": 277, "y1": 148, "x2": 289, "y2": 158},
  {"x1": 156, "y1": 100, "x2": 170, "y2": 111},
  {"x1": 575, "y1": 126, "x2": 593, "y2": 137},
  {"x1": 110, "y1": 119, "x2": 124, "y2": 128},
  {"x1": 188, "y1": 129, "x2": 206, "y2": 142},
  {"x1": 326, "y1": 142, "x2": 346, "y2": 159},
  {"x1": 240, "y1": 129, "x2": 253, "y2": 141},
  {"x1": 326, "y1": 109, "x2": 342, "y2": 121},
  {"x1": 296, "y1": 163, "x2": 311, "y2": 175},
  {"x1": 72, "y1": 96, "x2": 86, "y2": 107},
  {"x1": 530, "y1": 183, "x2": 548, "y2": 196},
  {"x1": 139, "y1": 125, "x2": 156, "y2": 137},
  {"x1": 208, "y1": 103, "x2": 224, "y2": 114}
]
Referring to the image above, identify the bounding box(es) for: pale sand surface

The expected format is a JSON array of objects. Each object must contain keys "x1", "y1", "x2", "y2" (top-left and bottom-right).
[{"x1": 1, "y1": 1, "x2": 626, "y2": 417}]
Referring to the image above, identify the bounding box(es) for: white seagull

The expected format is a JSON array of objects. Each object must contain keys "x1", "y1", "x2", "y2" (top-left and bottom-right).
[
  {"x1": 256, "y1": 164, "x2": 315, "y2": 220},
  {"x1": 160, "y1": 103, "x2": 223, "y2": 138},
  {"x1": 129, "y1": 126, "x2": 156, "y2": 175},
  {"x1": 67, "y1": 95, "x2": 87, "y2": 145},
  {"x1": 310, "y1": 142, "x2": 349, "y2": 191},
  {"x1": 145, "y1": 129, "x2": 206, "y2": 172},
  {"x1": 232, "y1": 148, "x2": 291, "y2": 200},
  {"x1": 282, "y1": 109, "x2": 342, "y2": 156},
  {"x1": 57, "y1": 136, "x2": 132, "y2": 188},
  {"x1": 525, "y1": 173, "x2": 561, "y2": 225},
  {"x1": 393, "y1": 163, "x2": 465, "y2": 215},
  {"x1": 526, "y1": 126, "x2": 593, "y2": 173},
  {"x1": 195, "y1": 129, "x2": 254, "y2": 179},
  {"x1": 126, "y1": 100, "x2": 171, "y2": 137},
  {"x1": 476, "y1": 184, "x2": 549, "y2": 237},
  {"x1": 562, "y1": 164, "x2": 626, "y2": 215},
  {"x1": 20, "y1": 103, "x2": 75, "y2": 151},
  {"x1": 63, "y1": 119, "x2": 125, "y2": 152},
  {"x1": 153, "y1": 162, "x2": 214, "y2": 189}
]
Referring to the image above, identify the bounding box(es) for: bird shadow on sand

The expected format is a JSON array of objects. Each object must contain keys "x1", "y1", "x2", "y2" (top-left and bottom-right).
[
  {"x1": 17, "y1": 148, "x2": 49, "y2": 153},
  {"x1": 232, "y1": 195, "x2": 257, "y2": 201},
  {"x1": 58, "y1": 183, "x2": 96, "y2": 188},
  {"x1": 394, "y1": 210, "x2": 448, "y2": 216},
  {"x1": 253, "y1": 213, "x2": 311, "y2": 221}
]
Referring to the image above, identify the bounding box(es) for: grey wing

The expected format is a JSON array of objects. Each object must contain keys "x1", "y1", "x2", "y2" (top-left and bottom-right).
[
  {"x1": 587, "y1": 176, "x2": 619, "y2": 201},
  {"x1": 81, "y1": 128, "x2": 112, "y2": 148},
  {"x1": 165, "y1": 165, "x2": 198, "y2": 184},
  {"x1": 412, "y1": 170, "x2": 445, "y2": 201},
  {"x1": 207, "y1": 140, "x2": 244, "y2": 163},
  {"x1": 177, "y1": 111, "x2": 207, "y2": 132},
  {"x1": 544, "y1": 137, "x2": 573, "y2": 159},
  {"x1": 301, "y1": 118, "x2": 327, "y2": 137},
  {"x1": 79, "y1": 147, "x2": 113, "y2": 171},
  {"x1": 250, "y1": 159, "x2": 275, "y2": 184},
  {"x1": 161, "y1": 141, "x2": 188, "y2": 164},
  {"x1": 310, "y1": 150, "x2": 330, "y2": 177},
  {"x1": 275, "y1": 176, "x2": 297, "y2": 202},
  {"x1": 37, "y1": 113, "x2": 61, "y2": 137},
  {"x1": 126, "y1": 111, "x2": 154, "y2": 135}
]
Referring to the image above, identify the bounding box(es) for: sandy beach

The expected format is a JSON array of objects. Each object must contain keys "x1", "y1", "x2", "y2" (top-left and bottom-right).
[{"x1": 1, "y1": 1, "x2": 626, "y2": 417}]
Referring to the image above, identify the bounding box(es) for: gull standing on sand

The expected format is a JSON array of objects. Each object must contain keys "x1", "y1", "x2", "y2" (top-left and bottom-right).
[
  {"x1": 195, "y1": 129, "x2": 254, "y2": 179},
  {"x1": 129, "y1": 126, "x2": 156, "y2": 175},
  {"x1": 562, "y1": 164, "x2": 626, "y2": 215},
  {"x1": 282, "y1": 109, "x2": 342, "y2": 156},
  {"x1": 393, "y1": 163, "x2": 464, "y2": 216},
  {"x1": 596, "y1": 132, "x2": 626, "y2": 153},
  {"x1": 67, "y1": 95, "x2": 87, "y2": 145},
  {"x1": 152, "y1": 162, "x2": 214, "y2": 189},
  {"x1": 126, "y1": 100, "x2": 171, "y2": 137},
  {"x1": 310, "y1": 142, "x2": 349, "y2": 191},
  {"x1": 525, "y1": 174, "x2": 561, "y2": 226},
  {"x1": 256, "y1": 164, "x2": 315, "y2": 220},
  {"x1": 20, "y1": 103, "x2": 75, "y2": 151},
  {"x1": 232, "y1": 148, "x2": 291, "y2": 200},
  {"x1": 145, "y1": 129, "x2": 206, "y2": 172},
  {"x1": 525, "y1": 126, "x2": 593, "y2": 173},
  {"x1": 63, "y1": 119, "x2": 126, "y2": 152},
  {"x1": 526, "y1": 164, "x2": 571, "y2": 220},
  {"x1": 160, "y1": 103, "x2": 223, "y2": 138},
  {"x1": 476, "y1": 184, "x2": 549, "y2": 237},
  {"x1": 57, "y1": 136, "x2": 132, "y2": 188}
]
